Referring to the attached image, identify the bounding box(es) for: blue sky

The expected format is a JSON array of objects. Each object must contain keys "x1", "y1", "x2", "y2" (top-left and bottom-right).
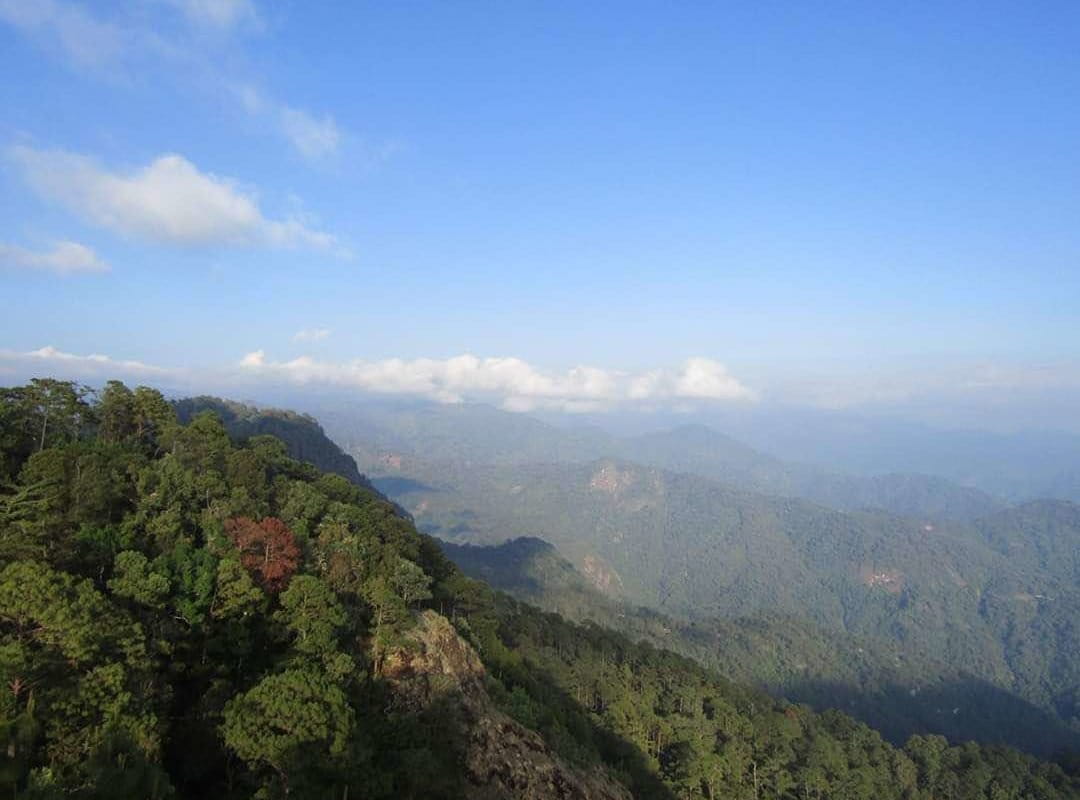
[{"x1": 1, "y1": 1, "x2": 1079, "y2": 423}]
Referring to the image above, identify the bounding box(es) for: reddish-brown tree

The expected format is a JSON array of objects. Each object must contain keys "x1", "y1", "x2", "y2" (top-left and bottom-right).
[{"x1": 225, "y1": 516, "x2": 301, "y2": 593}]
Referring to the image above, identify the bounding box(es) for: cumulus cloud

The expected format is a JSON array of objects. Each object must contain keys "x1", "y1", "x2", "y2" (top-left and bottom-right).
[
  {"x1": 10, "y1": 146, "x2": 337, "y2": 250},
  {"x1": 237, "y1": 352, "x2": 756, "y2": 411},
  {"x1": 0, "y1": 240, "x2": 109, "y2": 275},
  {"x1": 293, "y1": 328, "x2": 332, "y2": 343},
  {"x1": 674, "y1": 357, "x2": 753, "y2": 399},
  {"x1": 0, "y1": 344, "x2": 754, "y2": 414}
]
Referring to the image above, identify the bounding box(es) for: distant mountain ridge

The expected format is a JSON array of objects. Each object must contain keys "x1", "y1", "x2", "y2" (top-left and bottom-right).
[
  {"x1": 320, "y1": 400, "x2": 1006, "y2": 521},
  {"x1": 365, "y1": 451, "x2": 1080, "y2": 756},
  {"x1": 689, "y1": 408, "x2": 1080, "y2": 504},
  {"x1": 267, "y1": 397, "x2": 1078, "y2": 759},
  {"x1": 620, "y1": 423, "x2": 1005, "y2": 520}
]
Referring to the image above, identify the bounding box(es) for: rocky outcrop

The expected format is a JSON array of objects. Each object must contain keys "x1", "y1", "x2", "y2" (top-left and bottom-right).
[{"x1": 382, "y1": 611, "x2": 631, "y2": 800}]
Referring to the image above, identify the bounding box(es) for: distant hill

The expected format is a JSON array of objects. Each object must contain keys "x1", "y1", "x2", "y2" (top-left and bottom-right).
[
  {"x1": 321, "y1": 400, "x2": 1005, "y2": 521},
  {"x1": 440, "y1": 536, "x2": 1080, "y2": 757},
  {"x1": 695, "y1": 408, "x2": 1080, "y2": 504},
  {"x1": 620, "y1": 424, "x2": 1005, "y2": 520}
]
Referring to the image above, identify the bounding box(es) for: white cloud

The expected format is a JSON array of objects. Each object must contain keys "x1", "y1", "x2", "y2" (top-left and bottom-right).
[
  {"x1": 0, "y1": 240, "x2": 109, "y2": 275},
  {"x1": 0, "y1": 344, "x2": 755, "y2": 414},
  {"x1": 239, "y1": 350, "x2": 266, "y2": 368},
  {"x1": 280, "y1": 107, "x2": 342, "y2": 160},
  {"x1": 1, "y1": 3, "x2": 345, "y2": 164},
  {"x1": 10, "y1": 146, "x2": 337, "y2": 250},
  {"x1": 673, "y1": 357, "x2": 752, "y2": 400},
  {"x1": 228, "y1": 85, "x2": 347, "y2": 161},
  {"x1": 237, "y1": 352, "x2": 756, "y2": 411},
  {"x1": 0, "y1": 346, "x2": 171, "y2": 380},
  {"x1": 293, "y1": 328, "x2": 332, "y2": 343},
  {"x1": 0, "y1": 0, "x2": 124, "y2": 68}
]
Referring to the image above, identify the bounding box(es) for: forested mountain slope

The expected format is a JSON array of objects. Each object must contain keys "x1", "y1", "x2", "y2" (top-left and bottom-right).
[
  {"x1": 364, "y1": 453, "x2": 1080, "y2": 753},
  {"x1": 322, "y1": 400, "x2": 1006, "y2": 520},
  {"x1": 441, "y1": 537, "x2": 1080, "y2": 757},
  {"x1": 1, "y1": 378, "x2": 1076, "y2": 798}
]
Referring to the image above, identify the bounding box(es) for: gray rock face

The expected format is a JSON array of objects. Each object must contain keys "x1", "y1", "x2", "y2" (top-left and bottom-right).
[{"x1": 382, "y1": 611, "x2": 631, "y2": 800}]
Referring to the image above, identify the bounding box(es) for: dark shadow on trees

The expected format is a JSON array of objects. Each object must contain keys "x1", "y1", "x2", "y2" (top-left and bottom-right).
[{"x1": 780, "y1": 676, "x2": 1080, "y2": 762}]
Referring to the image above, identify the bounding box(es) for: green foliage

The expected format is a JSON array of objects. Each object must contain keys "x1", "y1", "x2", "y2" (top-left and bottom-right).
[
  {"x1": 173, "y1": 396, "x2": 373, "y2": 489},
  {"x1": 109, "y1": 551, "x2": 170, "y2": 609},
  {"x1": 381, "y1": 455, "x2": 1080, "y2": 756},
  {"x1": 391, "y1": 555, "x2": 433, "y2": 606},
  {"x1": 443, "y1": 536, "x2": 1080, "y2": 758},
  {"x1": 0, "y1": 379, "x2": 1075, "y2": 800},
  {"x1": 0, "y1": 379, "x2": 96, "y2": 482},
  {"x1": 211, "y1": 557, "x2": 265, "y2": 621},
  {"x1": 221, "y1": 668, "x2": 354, "y2": 789},
  {"x1": 0, "y1": 560, "x2": 159, "y2": 789},
  {"x1": 474, "y1": 592, "x2": 1078, "y2": 800},
  {"x1": 275, "y1": 575, "x2": 349, "y2": 672},
  {"x1": 0, "y1": 560, "x2": 146, "y2": 667}
]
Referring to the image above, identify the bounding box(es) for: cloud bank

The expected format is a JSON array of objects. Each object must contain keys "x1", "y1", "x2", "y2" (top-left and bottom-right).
[
  {"x1": 0, "y1": 241, "x2": 109, "y2": 275},
  {"x1": 10, "y1": 146, "x2": 337, "y2": 250},
  {"x1": 0, "y1": 345, "x2": 754, "y2": 412},
  {"x1": 0, "y1": 346, "x2": 171, "y2": 380},
  {"x1": 6, "y1": 346, "x2": 1076, "y2": 432},
  {"x1": 238, "y1": 352, "x2": 756, "y2": 411}
]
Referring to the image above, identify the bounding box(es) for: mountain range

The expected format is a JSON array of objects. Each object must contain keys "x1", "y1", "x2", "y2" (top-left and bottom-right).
[
  {"x1": 6, "y1": 379, "x2": 1077, "y2": 797},
  {"x1": 304, "y1": 399, "x2": 1080, "y2": 760},
  {"x1": 318, "y1": 399, "x2": 1015, "y2": 520}
]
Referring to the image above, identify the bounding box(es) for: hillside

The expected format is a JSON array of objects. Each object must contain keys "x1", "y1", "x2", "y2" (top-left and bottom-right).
[
  {"x1": 1, "y1": 378, "x2": 1076, "y2": 798},
  {"x1": 365, "y1": 452, "x2": 1080, "y2": 753},
  {"x1": 322, "y1": 400, "x2": 1005, "y2": 521},
  {"x1": 441, "y1": 536, "x2": 1080, "y2": 757},
  {"x1": 174, "y1": 396, "x2": 373, "y2": 489}
]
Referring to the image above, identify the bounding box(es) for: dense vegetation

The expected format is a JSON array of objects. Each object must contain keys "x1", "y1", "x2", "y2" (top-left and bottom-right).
[
  {"x1": 362, "y1": 452, "x2": 1080, "y2": 757},
  {"x1": 1, "y1": 378, "x2": 1077, "y2": 799},
  {"x1": 173, "y1": 396, "x2": 373, "y2": 490},
  {"x1": 442, "y1": 537, "x2": 1080, "y2": 758}
]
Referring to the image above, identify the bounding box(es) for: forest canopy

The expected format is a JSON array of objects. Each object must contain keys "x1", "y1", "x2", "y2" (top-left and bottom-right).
[{"x1": 0, "y1": 378, "x2": 1077, "y2": 799}]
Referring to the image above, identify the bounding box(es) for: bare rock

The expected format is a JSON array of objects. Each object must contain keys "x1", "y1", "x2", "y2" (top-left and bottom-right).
[{"x1": 382, "y1": 611, "x2": 631, "y2": 800}]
